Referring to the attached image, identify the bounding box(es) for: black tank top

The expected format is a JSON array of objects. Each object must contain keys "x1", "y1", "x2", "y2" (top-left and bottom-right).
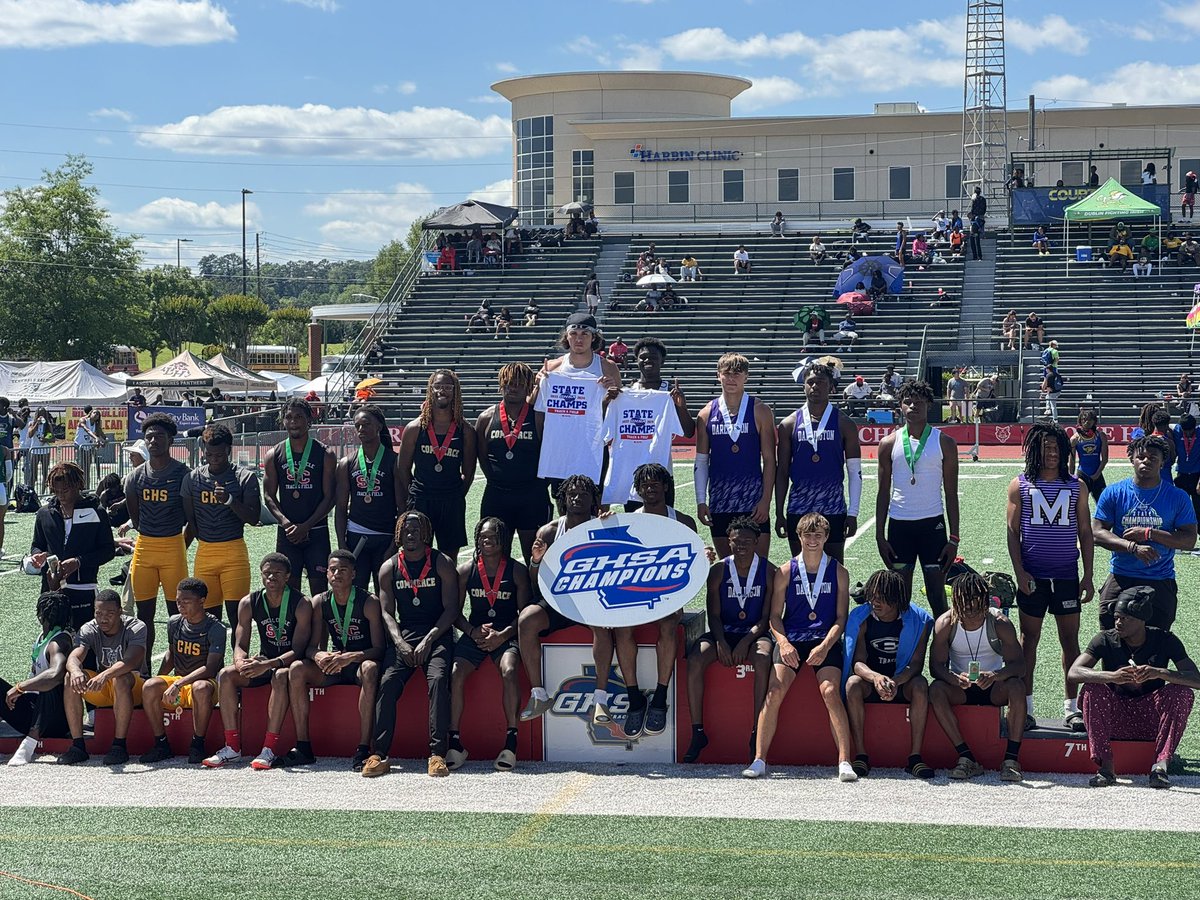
[
  {"x1": 251, "y1": 588, "x2": 300, "y2": 658},
  {"x1": 321, "y1": 588, "x2": 372, "y2": 653},
  {"x1": 272, "y1": 438, "x2": 328, "y2": 528},
  {"x1": 483, "y1": 403, "x2": 541, "y2": 488},
  {"x1": 392, "y1": 549, "x2": 445, "y2": 633},
  {"x1": 464, "y1": 556, "x2": 520, "y2": 629},
  {"x1": 411, "y1": 422, "x2": 465, "y2": 497},
  {"x1": 863, "y1": 616, "x2": 903, "y2": 677},
  {"x1": 347, "y1": 444, "x2": 399, "y2": 533}
]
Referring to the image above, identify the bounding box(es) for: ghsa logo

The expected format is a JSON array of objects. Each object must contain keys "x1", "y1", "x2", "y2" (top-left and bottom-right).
[
  {"x1": 551, "y1": 664, "x2": 635, "y2": 745},
  {"x1": 549, "y1": 525, "x2": 694, "y2": 612}
]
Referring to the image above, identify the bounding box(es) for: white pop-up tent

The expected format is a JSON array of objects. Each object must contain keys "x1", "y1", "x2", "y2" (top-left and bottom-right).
[
  {"x1": 0, "y1": 359, "x2": 128, "y2": 405},
  {"x1": 128, "y1": 350, "x2": 245, "y2": 392},
  {"x1": 206, "y1": 353, "x2": 278, "y2": 394}
]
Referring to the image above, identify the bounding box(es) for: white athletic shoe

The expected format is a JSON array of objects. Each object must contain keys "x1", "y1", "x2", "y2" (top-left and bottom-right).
[
  {"x1": 6, "y1": 736, "x2": 37, "y2": 766},
  {"x1": 250, "y1": 747, "x2": 277, "y2": 771},
  {"x1": 202, "y1": 745, "x2": 242, "y2": 769},
  {"x1": 742, "y1": 758, "x2": 768, "y2": 779},
  {"x1": 84, "y1": 709, "x2": 96, "y2": 730},
  {"x1": 838, "y1": 761, "x2": 859, "y2": 783}
]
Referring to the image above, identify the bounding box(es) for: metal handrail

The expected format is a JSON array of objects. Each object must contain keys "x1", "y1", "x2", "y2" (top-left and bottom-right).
[{"x1": 915, "y1": 323, "x2": 931, "y2": 382}]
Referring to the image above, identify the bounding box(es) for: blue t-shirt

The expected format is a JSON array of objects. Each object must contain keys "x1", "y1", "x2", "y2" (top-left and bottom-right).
[{"x1": 1095, "y1": 478, "x2": 1197, "y2": 580}]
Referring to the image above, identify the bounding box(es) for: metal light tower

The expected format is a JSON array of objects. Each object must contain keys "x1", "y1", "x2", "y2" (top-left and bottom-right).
[{"x1": 961, "y1": 0, "x2": 1008, "y2": 205}]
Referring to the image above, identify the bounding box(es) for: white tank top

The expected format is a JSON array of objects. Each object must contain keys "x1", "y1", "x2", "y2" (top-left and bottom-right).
[
  {"x1": 889, "y1": 425, "x2": 945, "y2": 520},
  {"x1": 557, "y1": 353, "x2": 603, "y2": 379},
  {"x1": 535, "y1": 354, "x2": 607, "y2": 482},
  {"x1": 948, "y1": 620, "x2": 1004, "y2": 675},
  {"x1": 633, "y1": 506, "x2": 678, "y2": 520}
]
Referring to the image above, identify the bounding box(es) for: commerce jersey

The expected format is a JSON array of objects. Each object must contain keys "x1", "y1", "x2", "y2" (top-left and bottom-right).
[
  {"x1": 125, "y1": 460, "x2": 190, "y2": 537},
  {"x1": 1074, "y1": 432, "x2": 1103, "y2": 477},
  {"x1": 483, "y1": 403, "x2": 541, "y2": 488},
  {"x1": 1085, "y1": 627, "x2": 1191, "y2": 698},
  {"x1": 272, "y1": 437, "x2": 330, "y2": 530},
  {"x1": 347, "y1": 445, "x2": 399, "y2": 535},
  {"x1": 786, "y1": 405, "x2": 847, "y2": 516},
  {"x1": 863, "y1": 616, "x2": 904, "y2": 677},
  {"x1": 781, "y1": 556, "x2": 838, "y2": 644},
  {"x1": 322, "y1": 589, "x2": 372, "y2": 653},
  {"x1": 464, "y1": 558, "x2": 521, "y2": 630},
  {"x1": 1095, "y1": 478, "x2": 1197, "y2": 580},
  {"x1": 411, "y1": 422, "x2": 466, "y2": 498},
  {"x1": 165, "y1": 613, "x2": 227, "y2": 677},
  {"x1": 888, "y1": 426, "x2": 945, "y2": 520},
  {"x1": 535, "y1": 362, "x2": 606, "y2": 482},
  {"x1": 184, "y1": 463, "x2": 261, "y2": 543},
  {"x1": 601, "y1": 388, "x2": 683, "y2": 504},
  {"x1": 0, "y1": 413, "x2": 15, "y2": 450},
  {"x1": 393, "y1": 550, "x2": 446, "y2": 633},
  {"x1": 717, "y1": 554, "x2": 770, "y2": 636},
  {"x1": 250, "y1": 588, "x2": 301, "y2": 658},
  {"x1": 29, "y1": 630, "x2": 72, "y2": 681},
  {"x1": 1173, "y1": 426, "x2": 1200, "y2": 476},
  {"x1": 705, "y1": 394, "x2": 764, "y2": 514},
  {"x1": 75, "y1": 616, "x2": 150, "y2": 677},
  {"x1": 1017, "y1": 474, "x2": 1081, "y2": 579}
]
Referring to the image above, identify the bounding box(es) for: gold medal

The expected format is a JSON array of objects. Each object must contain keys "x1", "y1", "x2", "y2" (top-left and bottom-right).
[
  {"x1": 363, "y1": 494, "x2": 372, "y2": 504},
  {"x1": 808, "y1": 611, "x2": 818, "y2": 621},
  {"x1": 812, "y1": 453, "x2": 821, "y2": 463},
  {"x1": 730, "y1": 444, "x2": 740, "y2": 454},
  {"x1": 738, "y1": 610, "x2": 747, "y2": 620},
  {"x1": 292, "y1": 489, "x2": 300, "y2": 499}
]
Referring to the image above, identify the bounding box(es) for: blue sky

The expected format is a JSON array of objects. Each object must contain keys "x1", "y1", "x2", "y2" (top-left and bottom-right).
[{"x1": 2, "y1": 0, "x2": 1198, "y2": 269}]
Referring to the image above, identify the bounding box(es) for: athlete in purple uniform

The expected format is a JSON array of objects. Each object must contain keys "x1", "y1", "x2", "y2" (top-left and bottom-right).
[
  {"x1": 774, "y1": 362, "x2": 862, "y2": 561},
  {"x1": 1009, "y1": 423, "x2": 1095, "y2": 732},
  {"x1": 695, "y1": 353, "x2": 776, "y2": 559}
]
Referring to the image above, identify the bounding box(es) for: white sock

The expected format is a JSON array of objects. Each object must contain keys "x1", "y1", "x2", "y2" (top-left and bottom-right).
[
  {"x1": 1065, "y1": 698, "x2": 1078, "y2": 713},
  {"x1": 531, "y1": 687, "x2": 550, "y2": 702},
  {"x1": 7, "y1": 736, "x2": 37, "y2": 766},
  {"x1": 1025, "y1": 694, "x2": 1034, "y2": 713},
  {"x1": 592, "y1": 689, "x2": 609, "y2": 706}
]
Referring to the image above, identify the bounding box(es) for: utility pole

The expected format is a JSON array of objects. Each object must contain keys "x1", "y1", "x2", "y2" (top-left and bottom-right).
[
  {"x1": 255, "y1": 232, "x2": 261, "y2": 301},
  {"x1": 241, "y1": 188, "x2": 253, "y2": 295},
  {"x1": 176, "y1": 237, "x2": 192, "y2": 270}
]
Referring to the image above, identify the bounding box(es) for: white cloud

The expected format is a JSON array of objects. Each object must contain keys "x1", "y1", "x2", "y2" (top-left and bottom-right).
[
  {"x1": 495, "y1": 61, "x2": 518, "y2": 73},
  {"x1": 471, "y1": 178, "x2": 514, "y2": 207},
  {"x1": 113, "y1": 196, "x2": 256, "y2": 233},
  {"x1": 659, "y1": 27, "x2": 814, "y2": 61},
  {"x1": 470, "y1": 94, "x2": 507, "y2": 104},
  {"x1": 0, "y1": 0, "x2": 235, "y2": 48},
  {"x1": 733, "y1": 76, "x2": 811, "y2": 111},
  {"x1": 396, "y1": 80, "x2": 417, "y2": 95},
  {"x1": 1032, "y1": 61, "x2": 1200, "y2": 106},
  {"x1": 1164, "y1": 2, "x2": 1200, "y2": 29},
  {"x1": 619, "y1": 43, "x2": 662, "y2": 70},
  {"x1": 1008, "y1": 15, "x2": 1088, "y2": 54},
  {"x1": 140, "y1": 103, "x2": 510, "y2": 159},
  {"x1": 90, "y1": 107, "x2": 135, "y2": 122},
  {"x1": 283, "y1": 0, "x2": 337, "y2": 10}
]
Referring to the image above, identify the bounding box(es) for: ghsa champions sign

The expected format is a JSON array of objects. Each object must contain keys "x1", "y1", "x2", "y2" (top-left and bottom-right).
[{"x1": 537, "y1": 514, "x2": 709, "y2": 628}]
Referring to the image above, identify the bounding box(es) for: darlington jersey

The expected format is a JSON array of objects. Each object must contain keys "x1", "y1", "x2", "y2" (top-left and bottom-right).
[
  {"x1": 1018, "y1": 474, "x2": 1081, "y2": 579},
  {"x1": 781, "y1": 555, "x2": 838, "y2": 644},
  {"x1": 483, "y1": 403, "x2": 541, "y2": 487},
  {"x1": 706, "y1": 394, "x2": 763, "y2": 514},
  {"x1": 165, "y1": 613, "x2": 227, "y2": 676},
  {"x1": 786, "y1": 404, "x2": 846, "y2": 516},
  {"x1": 718, "y1": 554, "x2": 770, "y2": 635},
  {"x1": 125, "y1": 460, "x2": 189, "y2": 536},
  {"x1": 184, "y1": 464, "x2": 261, "y2": 542},
  {"x1": 393, "y1": 550, "x2": 446, "y2": 633},
  {"x1": 1074, "y1": 432, "x2": 1103, "y2": 478},
  {"x1": 322, "y1": 589, "x2": 372, "y2": 653},
  {"x1": 464, "y1": 558, "x2": 520, "y2": 629},
  {"x1": 250, "y1": 588, "x2": 301, "y2": 658},
  {"x1": 272, "y1": 437, "x2": 330, "y2": 529},
  {"x1": 347, "y1": 445, "x2": 399, "y2": 534},
  {"x1": 412, "y1": 422, "x2": 466, "y2": 497}
]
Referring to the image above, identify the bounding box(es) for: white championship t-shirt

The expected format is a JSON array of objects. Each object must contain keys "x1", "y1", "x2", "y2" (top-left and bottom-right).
[
  {"x1": 601, "y1": 387, "x2": 683, "y2": 504},
  {"x1": 535, "y1": 369, "x2": 607, "y2": 481}
]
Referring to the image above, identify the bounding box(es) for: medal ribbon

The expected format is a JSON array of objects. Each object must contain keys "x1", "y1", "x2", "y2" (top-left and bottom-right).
[
  {"x1": 799, "y1": 403, "x2": 833, "y2": 457},
  {"x1": 498, "y1": 403, "x2": 529, "y2": 451},
  {"x1": 284, "y1": 437, "x2": 313, "y2": 488},
  {"x1": 272, "y1": 587, "x2": 291, "y2": 647},
  {"x1": 727, "y1": 555, "x2": 759, "y2": 612},
  {"x1": 901, "y1": 424, "x2": 933, "y2": 481},
  {"x1": 31, "y1": 627, "x2": 64, "y2": 670},
  {"x1": 716, "y1": 393, "x2": 750, "y2": 445},
  {"x1": 357, "y1": 443, "x2": 384, "y2": 495},
  {"x1": 1184, "y1": 432, "x2": 1197, "y2": 460},
  {"x1": 427, "y1": 421, "x2": 458, "y2": 464},
  {"x1": 798, "y1": 553, "x2": 830, "y2": 612},
  {"x1": 476, "y1": 556, "x2": 508, "y2": 609},
  {"x1": 398, "y1": 549, "x2": 433, "y2": 603},
  {"x1": 334, "y1": 587, "x2": 356, "y2": 647}
]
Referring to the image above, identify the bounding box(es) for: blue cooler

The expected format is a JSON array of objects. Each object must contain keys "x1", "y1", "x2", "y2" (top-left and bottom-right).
[
  {"x1": 1075, "y1": 246, "x2": 1093, "y2": 262},
  {"x1": 866, "y1": 408, "x2": 893, "y2": 424}
]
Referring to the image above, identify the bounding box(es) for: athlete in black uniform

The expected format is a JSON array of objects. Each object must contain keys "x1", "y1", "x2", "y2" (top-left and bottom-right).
[
  {"x1": 204, "y1": 553, "x2": 313, "y2": 770},
  {"x1": 398, "y1": 369, "x2": 476, "y2": 562},
  {"x1": 447, "y1": 517, "x2": 531, "y2": 771},
  {"x1": 336, "y1": 405, "x2": 401, "y2": 594},
  {"x1": 362, "y1": 511, "x2": 459, "y2": 778},
  {"x1": 263, "y1": 399, "x2": 337, "y2": 595},
  {"x1": 286, "y1": 549, "x2": 385, "y2": 770},
  {"x1": 474, "y1": 363, "x2": 549, "y2": 562}
]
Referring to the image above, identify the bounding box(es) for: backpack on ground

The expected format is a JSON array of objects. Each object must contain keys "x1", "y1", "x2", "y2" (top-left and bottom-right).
[{"x1": 13, "y1": 484, "x2": 38, "y2": 513}]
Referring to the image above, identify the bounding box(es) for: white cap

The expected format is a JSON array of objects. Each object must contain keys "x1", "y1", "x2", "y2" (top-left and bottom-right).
[{"x1": 123, "y1": 439, "x2": 149, "y2": 466}]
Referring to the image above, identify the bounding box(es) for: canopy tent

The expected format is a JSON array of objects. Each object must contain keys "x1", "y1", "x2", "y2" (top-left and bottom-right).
[
  {"x1": 290, "y1": 372, "x2": 354, "y2": 400},
  {"x1": 206, "y1": 353, "x2": 277, "y2": 394},
  {"x1": 1063, "y1": 178, "x2": 1162, "y2": 272},
  {"x1": 128, "y1": 350, "x2": 246, "y2": 391},
  {"x1": 421, "y1": 200, "x2": 518, "y2": 231},
  {"x1": 256, "y1": 369, "x2": 309, "y2": 395},
  {"x1": 0, "y1": 359, "x2": 128, "y2": 406}
]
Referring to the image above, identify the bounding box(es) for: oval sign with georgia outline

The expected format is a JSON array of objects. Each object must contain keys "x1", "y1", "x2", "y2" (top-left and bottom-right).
[{"x1": 537, "y1": 513, "x2": 709, "y2": 628}]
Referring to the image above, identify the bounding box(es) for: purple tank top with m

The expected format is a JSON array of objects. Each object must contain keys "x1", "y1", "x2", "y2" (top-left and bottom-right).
[{"x1": 1018, "y1": 474, "x2": 1080, "y2": 579}]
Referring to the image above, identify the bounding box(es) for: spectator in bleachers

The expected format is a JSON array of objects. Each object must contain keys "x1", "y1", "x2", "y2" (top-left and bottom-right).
[
  {"x1": 770, "y1": 211, "x2": 787, "y2": 237},
  {"x1": 837, "y1": 247, "x2": 863, "y2": 269},
  {"x1": 1181, "y1": 172, "x2": 1197, "y2": 221},
  {"x1": 969, "y1": 213, "x2": 985, "y2": 260},
  {"x1": 1132, "y1": 255, "x2": 1154, "y2": 278},
  {"x1": 608, "y1": 337, "x2": 630, "y2": 368},
  {"x1": 1178, "y1": 235, "x2": 1199, "y2": 267},
  {"x1": 969, "y1": 187, "x2": 987, "y2": 222},
  {"x1": 637, "y1": 286, "x2": 662, "y2": 313},
  {"x1": 655, "y1": 258, "x2": 671, "y2": 278},
  {"x1": 949, "y1": 224, "x2": 965, "y2": 258},
  {"x1": 493, "y1": 307, "x2": 513, "y2": 340},
  {"x1": 1088, "y1": 165, "x2": 1100, "y2": 187},
  {"x1": 680, "y1": 255, "x2": 702, "y2": 281},
  {"x1": 868, "y1": 269, "x2": 888, "y2": 301},
  {"x1": 842, "y1": 376, "x2": 872, "y2": 416},
  {"x1": 504, "y1": 223, "x2": 522, "y2": 255},
  {"x1": 584, "y1": 272, "x2": 601, "y2": 317},
  {"x1": 831, "y1": 313, "x2": 858, "y2": 349},
  {"x1": 1108, "y1": 240, "x2": 1134, "y2": 272},
  {"x1": 1140, "y1": 231, "x2": 1160, "y2": 262},
  {"x1": 466, "y1": 300, "x2": 491, "y2": 333},
  {"x1": 950, "y1": 209, "x2": 963, "y2": 232},
  {"x1": 1024, "y1": 311, "x2": 1046, "y2": 350},
  {"x1": 660, "y1": 284, "x2": 681, "y2": 311},
  {"x1": 1032, "y1": 226, "x2": 1051, "y2": 256},
  {"x1": 931, "y1": 210, "x2": 949, "y2": 242},
  {"x1": 466, "y1": 234, "x2": 483, "y2": 266},
  {"x1": 893, "y1": 222, "x2": 908, "y2": 267},
  {"x1": 1005, "y1": 167, "x2": 1026, "y2": 191},
  {"x1": 809, "y1": 235, "x2": 827, "y2": 265},
  {"x1": 879, "y1": 364, "x2": 903, "y2": 400},
  {"x1": 523, "y1": 299, "x2": 539, "y2": 327},
  {"x1": 799, "y1": 313, "x2": 825, "y2": 349},
  {"x1": 1002, "y1": 309, "x2": 1019, "y2": 351},
  {"x1": 974, "y1": 373, "x2": 998, "y2": 422},
  {"x1": 1142, "y1": 163, "x2": 1157, "y2": 185},
  {"x1": 1041, "y1": 340, "x2": 1060, "y2": 370},
  {"x1": 733, "y1": 245, "x2": 752, "y2": 275},
  {"x1": 910, "y1": 233, "x2": 932, "y2": 267},
  {"x1": 850, "y1": 218, "x2": 872, "y2": 246},
  {"x1": 1041, "y1": 366, "x2": 1064, "y2": 422},
  {"x1": 583, "y1": 211, "x2": 599, "y2": 236},
  {"x1": 435, "y1": 245, "x2": 456, "y2": 272},
  {"x1": 1178, "y1": 373, "x2": 1194, "y2": 405},
  {"x1": 946, "y1": 370, "x2": 969, "y2": 424}
]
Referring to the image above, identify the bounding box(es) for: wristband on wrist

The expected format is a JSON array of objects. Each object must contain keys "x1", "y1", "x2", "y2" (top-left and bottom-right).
[
  {"x1": 1127, "y1": 540, "x2": 1137, "y2": 554},
  {"x1": 949, "y1": 533, "x2": 960, "y2": 544},
  {"x1": 1145, "y1": 527, "x2": 1152, "y2": 543}
]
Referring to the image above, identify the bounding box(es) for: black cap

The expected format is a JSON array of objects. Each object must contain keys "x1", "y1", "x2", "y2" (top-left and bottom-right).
[
  {"x1": 1114, "y1": 586, "x2": 1155, "y2": 622},
  {"x1": 565, "y1": 312, "x2": 598, "y2": 331}
]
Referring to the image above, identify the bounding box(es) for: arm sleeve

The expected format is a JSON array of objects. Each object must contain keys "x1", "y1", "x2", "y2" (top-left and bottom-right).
[
  {"x1": 846, "y1": 458, "x2": 863, "y2": 517},
  {"x1": 693, "y1": 453, "x2": 710, "y2": 505}
]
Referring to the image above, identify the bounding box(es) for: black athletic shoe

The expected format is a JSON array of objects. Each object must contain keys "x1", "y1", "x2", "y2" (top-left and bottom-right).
[
  {"x1": 57, "y1": 745, "x2": 89, "y2": 766},
  {"x1": 139, "y1": 744, "x2": 174, "y2": 764},
  {"x1": 102, "y1": 745, "x2": 129, "y2": 766},
  {"x1": 682, "y1": 731, "x2": 708, "y2": 763},
  {"x1": 644, "y1": 704, "x2": 667, "y2": 736},
  {"x1": 187, "y1": 743, "x2": 207, "y2": 765},
  {"x1": 350, "y1": 747, "x2": 370, "y2": 772},
  {"x1": 275, "y1": 746, "x2": 317, "y2": 768},
  {"x1": 623, "y1": 702, "x2": 647, "y2": 739}
]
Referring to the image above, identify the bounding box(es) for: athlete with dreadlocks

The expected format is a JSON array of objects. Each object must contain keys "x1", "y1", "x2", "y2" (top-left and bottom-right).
[
  {"x1": 1069, "y1": 407, "x2": 1108, "y2": 508},
  {"x1": 843, "y1": 569, "x2": 936, "y2": 779},
  {"x1": 1007, "y1": 421, "x2": 1094, "y2": 733},
  {"x1": 336, "y1": 404, "x2": 400, "y2": 594},
  {"x1": 928, "y1": 572, "x2": 1027, "y2": 782},
  {"x1": 1092, "y1": 434, "x2": 1197, "y2": 631},
  {"x1": 1, "y1": 591, "x2": 73, "y2": 765},
  {"x1": 446, "y1": 517, "x2": 531, "y2": 771},
  {"x1": 399, "y1": 369, "x2": 476, "y2": 563},
  {"x1": 475, "y1": 363, "x2": 546, "y2": 563},
  {"x1": 875, "y1": 379, "x2": 959, "y2": 616}
]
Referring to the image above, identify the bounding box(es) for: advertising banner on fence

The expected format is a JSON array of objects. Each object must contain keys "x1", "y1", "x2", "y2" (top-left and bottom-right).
[
  {"x1": 1011, "y1": 184, "x2": 1170, "y2": 225},
  {"x1": 128, "y1": 405, "x2": 206, "y2": 436},
  {"x1": 537, "y1": 513, "x2": 709, "y2": 628},
  {"x1": 854, "y1": 423, "x2": 1142, "y2": 447},
  {"x1": 66, "y1": 406, "x2": 128, "y2": 443}
]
